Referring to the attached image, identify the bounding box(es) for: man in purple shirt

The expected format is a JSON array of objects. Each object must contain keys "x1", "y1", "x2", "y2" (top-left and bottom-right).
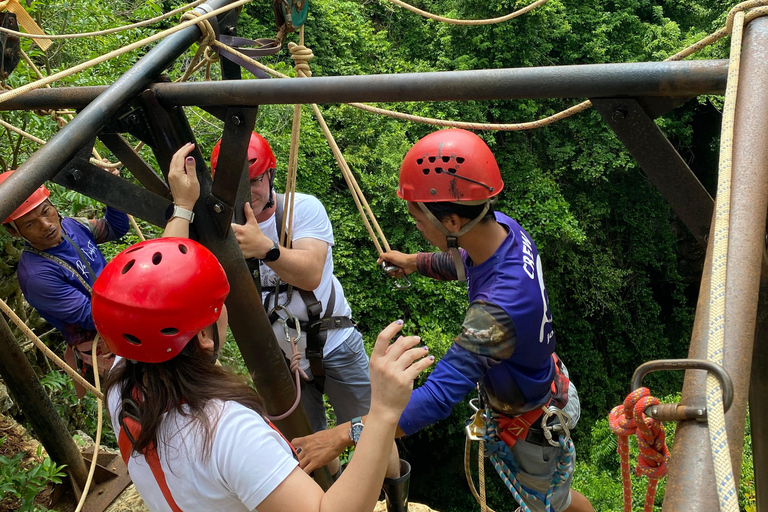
[
  {"x1": 293, "y1": 130, "x2": 593, "y2": 512},
  {"x1": 1, "y1": 171, "x2": 129, "y2": 396}
]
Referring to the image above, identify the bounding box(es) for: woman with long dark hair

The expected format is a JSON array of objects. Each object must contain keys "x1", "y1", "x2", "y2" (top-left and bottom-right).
[{"x1": 94, "y1": 144, "x2": 433, "y2": 512}]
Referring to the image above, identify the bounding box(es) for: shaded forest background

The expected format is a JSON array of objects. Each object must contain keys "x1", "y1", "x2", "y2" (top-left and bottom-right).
[{"x1": 0, "y1": 0, "x2": 756, "y2": 510}]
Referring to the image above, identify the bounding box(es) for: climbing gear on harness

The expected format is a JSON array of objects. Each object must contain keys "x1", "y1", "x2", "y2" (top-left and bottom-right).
[
  {"x1": 381, "y1": 261, "x2": 412, "y2": 290},
  {"x1": 92, "y1": 238, "x2": 230, "y2": 363},
  {"x1": 211, "y1": 131, "x2": 277, "y2": 180},
  {"x1": 0, "y1": 170, "x2": 50, "y2": 226},
  {"x1": 265, "y1": 313, "x2": 307, "y2": 421},
  {"x1": 274, "y1": 0, "x2": 309, "y2": 33},
  {"x1": 383, "y1": 459, "x2": 412, "y2": 512},
  {"x1": 398, "y1": 129, "x2": 504, "y2": 281},
  {"x1": 609, "y1": 387, "x2": 670, "y2": 512}
]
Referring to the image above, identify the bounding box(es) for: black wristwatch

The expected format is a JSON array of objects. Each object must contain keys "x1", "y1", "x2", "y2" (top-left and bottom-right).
[
  {"x1": 262, "y1": 241, "x2": 281, "y2": 262},
  {"x1": 349, "y1": 416, "x2": 364, "y2": 446}
]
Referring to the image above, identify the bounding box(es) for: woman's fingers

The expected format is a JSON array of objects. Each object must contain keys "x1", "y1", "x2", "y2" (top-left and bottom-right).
[{"x1": 372, "y1": 319, "x2": 404, "y2": 358}]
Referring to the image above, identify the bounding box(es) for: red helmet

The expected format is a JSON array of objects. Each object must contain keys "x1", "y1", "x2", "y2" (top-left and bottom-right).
[
  {"x1": 0, "y1": 171, "x2": 51, "y2": 224},
  {"x1": 210, "y1": 132, "x2": 277, "y2": 179},
  {"x1": 398, "y1": 129, "x2": 503, "y2": 203},
  {"x1": 92, "y1": 238, "x2": 230, "y2": 363}
]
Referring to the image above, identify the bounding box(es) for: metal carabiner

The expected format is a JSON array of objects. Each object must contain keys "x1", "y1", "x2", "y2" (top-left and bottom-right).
[
  {"x1": 275, "y1": 313, "x2": 302, "y2": 343},
  {"x1": 465, "y1": 409, "x2": 487, "y2": 441},
  {"x1": 381, "y1": 261, "x2": 412, "y2": 291},
  {"x1": 540, "y1": 405, "x2": 571, "y2": 447}
]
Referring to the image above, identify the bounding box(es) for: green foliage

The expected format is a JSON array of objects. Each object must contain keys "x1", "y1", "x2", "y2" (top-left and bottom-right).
[{"x1": 0, "y1": 438, "x2": 66, "y2": 512}]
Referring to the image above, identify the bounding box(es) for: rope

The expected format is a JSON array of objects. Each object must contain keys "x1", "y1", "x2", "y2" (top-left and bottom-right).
[
  {"x1": 479, "y1": 439, "x2": 487, "y2": 512},
  {"x1": 464, "y1": 436, "x2": 498, "y2": 512},
  {"x1": 0, "y1": 0, "x2": 252, "y2": 106},
  {"x1": 0, "y1": 297, "x2": 103, "y2": 399},
  {"x1": 265, "y1": 327, "x2": 307, "y2": 422},
  {"x1": 73, "y1": 334, "x2": 104, "y2": 512},
  {"x1": 0, "y1": 0, "x2": 207, "y2": 40},
  {"x1": 383, "y1": 0, "x2": 551, "y2": 25},
  {"x1": 608, "y1": 387, "x2": 670, "y2": 512},
  {"x1": 704, "y1": 8, "x2": 746, "y2": 512}
]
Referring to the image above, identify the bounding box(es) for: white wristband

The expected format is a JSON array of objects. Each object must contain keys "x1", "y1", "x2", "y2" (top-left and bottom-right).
[{"x1": 171, "y1": 205, "x2": 195, "y2": 223}]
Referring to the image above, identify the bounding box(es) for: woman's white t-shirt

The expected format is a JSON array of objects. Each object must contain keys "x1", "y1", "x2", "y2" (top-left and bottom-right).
[{"x1": 108, "y1": 390, "x2": 297, "y2": 512}]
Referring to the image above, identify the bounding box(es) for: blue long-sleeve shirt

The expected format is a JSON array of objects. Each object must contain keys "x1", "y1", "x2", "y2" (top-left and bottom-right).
[
  {"x1": 399, "y1": 212, "x2": 564, "y2": 435},
  {"x1": 17, "y1": 207, "x2": 129, "y2": 346}
]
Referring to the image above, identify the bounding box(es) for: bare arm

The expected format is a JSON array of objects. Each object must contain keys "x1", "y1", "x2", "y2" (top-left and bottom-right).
[
  {"x1": 231, "y1": 202, "x2": 327, "y2": 290},
  {"x1": 259, "y1": 321, "x2": 433, "y2": 512},
  {"x1": 163, "y1": 143, "x2": 199, "y2": 239}
]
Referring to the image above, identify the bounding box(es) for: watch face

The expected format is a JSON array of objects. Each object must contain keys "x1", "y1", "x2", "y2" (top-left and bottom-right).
[
  {"x1": 350, "y1": 423, "x2": 364, "y2": 444},
  {"x1": 264, "y1": 244, "x2": 280, "y2": 262}
]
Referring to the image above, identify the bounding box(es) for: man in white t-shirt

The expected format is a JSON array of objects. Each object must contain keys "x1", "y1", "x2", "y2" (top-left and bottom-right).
[{"x1": 212, "y1": 133, "x2": 371, "y2": 444}]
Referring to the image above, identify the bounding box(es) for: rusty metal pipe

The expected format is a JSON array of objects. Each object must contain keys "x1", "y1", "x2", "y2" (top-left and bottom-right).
[
  {"x1": 0, "y1": 314, "x2": 89, "y2": 488},
  {"x1": 0, "y1": 0, "x2": 239, "y2": 225},
  {"x1": 750, "y1": 282, "x2": 768, "y2": 512},
  {"x1": 663, "y1": 16, "x2": 768, "y2": 511},
  {"x1": 0, "y1": 59, "x2": 729, "y2": 111}
]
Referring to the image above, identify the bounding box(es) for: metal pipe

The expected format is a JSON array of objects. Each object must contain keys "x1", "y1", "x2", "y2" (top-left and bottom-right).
[
  {"x1": 0, "y1": 0, "x2": 239, "y2": 226},
  {"x1": 750, "y1": 282, "x2": 768, "y2": 512},
  {"x1": 0, "y1": 59, "x2": 729, "y2": 112},
  {"x1": 0, "y1": 314, "x2": 89, "y2": 487},
  {"x1": 663, "y1": 16, "x2": 768, "y2": 511}
]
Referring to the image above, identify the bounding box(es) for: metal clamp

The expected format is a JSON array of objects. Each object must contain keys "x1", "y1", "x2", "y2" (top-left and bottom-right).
[
  {"x1": 381, "y1": 261, "x2": 412, "y2": 290},
  {"x1": 540, "y1": 405, "x2": 571, "y2": 447},
  {"x1": 465, "y1": 409, "x2": 487, "y2": 441},
  {"x1": 631, "y1": 359, "x2": 734, "y2": 422}
]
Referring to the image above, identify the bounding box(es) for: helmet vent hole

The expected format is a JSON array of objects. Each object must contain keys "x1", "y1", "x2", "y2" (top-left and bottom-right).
[
  {"x1": 123, "y1": 334, "x2": 142, "y2": 346},
  {"x1": 422, "y1": 169, "x2": 430, "y2": 175},
  {"x1": 121, "y1": 260, "x2": 135, "y2": 274},
  {"x1": 435, "y1": 167, "x2": 443, "y2": 174},
  {"x1": 456, "y1": 157, "x2": 465, "y2": 164},
  {"x1": 442, "y1": 156, "x2": 450, "y2": 162},
  {"x1": 428, "y1": 156, "x2": 436, "y2": 163},
  {"x1": 161, "y1": 328, "x2": 179, "y2": 336},
  {"x1": 152, "y1": 252, "x2": 163, "y2": 265},
  {"x1": 448, "y1": 168, "x2": 457, "y2": 174},
  {"x1": 178, "y1": 244, "x2": 188, "y2": 254},
  {"x1": 416, "y1": 158, "x2": 424, "y2": 165}
]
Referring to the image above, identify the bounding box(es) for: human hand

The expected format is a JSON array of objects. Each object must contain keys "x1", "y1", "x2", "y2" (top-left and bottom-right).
[
  {"x1": 231, "y1": 201, "x2": 273, "y2": 259},
  {"x1": 292, "y1": 427, "x2": 348, "y2": 474},
  {"x1": 368, "y1": 320, "x2": 433, "y2": 423},
  {"x1": 377, "y1": 251, "x2": 417, "y2": 278},
  {"x1": 168, "y1": 143, "x2": 199, "y2": 210},
  {"x1": 95, "y1": 158, "x2": 121, "y2": 176}
]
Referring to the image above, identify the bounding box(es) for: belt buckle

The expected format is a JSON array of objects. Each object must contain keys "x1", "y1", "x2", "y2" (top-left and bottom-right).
[{"x1": 465, "y1": 409, "x2": 486, "y2": 441}]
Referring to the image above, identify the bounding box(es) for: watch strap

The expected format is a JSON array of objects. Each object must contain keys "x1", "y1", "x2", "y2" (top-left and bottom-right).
[{"x1": 171, "y1": 205, "x2": 195, "y2": 223}]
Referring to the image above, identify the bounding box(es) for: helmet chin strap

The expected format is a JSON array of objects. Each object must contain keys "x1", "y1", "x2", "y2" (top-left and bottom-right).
[
  {"x1": 416, "y1": 201, "x2": 490, "y2": 282},
  {"x1": 211, "y1": 323, "x2": 220, "y2": 363},
  {"x1": 263, "y1": 170, "x2": 276, "y2": 212}
]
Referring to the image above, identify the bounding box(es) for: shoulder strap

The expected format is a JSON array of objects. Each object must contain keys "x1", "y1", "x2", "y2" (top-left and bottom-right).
[
  {"x1": 61, "y1": 231, "x2": 97, "y2": 281},
  {"x1": 23, "y1": 245, "x2": 93, "y2": 296},
  {"x1": 118, "y1": 397, "x2": 185, "y2": 512}
]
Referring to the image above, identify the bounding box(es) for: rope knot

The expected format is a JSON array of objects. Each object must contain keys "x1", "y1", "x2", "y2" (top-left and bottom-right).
[
  {"x1": 288, "y1": 42, "x2": 313, "y2": 78},
  {"x1": 180, "y1": 10, "x2": 216, "y2": 47}
]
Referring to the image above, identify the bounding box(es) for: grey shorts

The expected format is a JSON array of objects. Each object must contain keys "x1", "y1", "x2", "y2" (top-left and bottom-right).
[
  {"x1": 508, "y1": 365, "x2": 581, "y2": 512},
  {"x1": 300, "y1": 328, "x2": 372, "y2": 432}
]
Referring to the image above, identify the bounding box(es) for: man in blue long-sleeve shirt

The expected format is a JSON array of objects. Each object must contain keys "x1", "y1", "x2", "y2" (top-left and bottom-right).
[{"x1": 1, "y1": 171, "x2": 129, "y2": 396}]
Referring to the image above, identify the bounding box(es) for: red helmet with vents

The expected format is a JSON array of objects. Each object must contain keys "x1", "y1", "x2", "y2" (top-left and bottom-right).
[
  {"x1": 210, "y1": 132, "x2": 277, "y2": 179},
  {"x1": 0, "y1": 171, "x2": 51, "y2": 224},
  {"x1": 92, "y1": 238, "x2": 230, "y2": 363},
  {"x1": 398, "y1": 129, "x2": 503, "y2": 203}
]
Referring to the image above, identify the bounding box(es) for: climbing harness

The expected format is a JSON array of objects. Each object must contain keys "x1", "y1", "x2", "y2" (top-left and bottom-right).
[{"x1": 464, "y1": 356, "x2": 573, "y2": 512}]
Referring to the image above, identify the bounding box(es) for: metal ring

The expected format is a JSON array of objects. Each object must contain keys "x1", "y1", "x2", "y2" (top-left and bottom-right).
[{"x1": 630, "y1": 358, "x2": 734, "y2": 413}]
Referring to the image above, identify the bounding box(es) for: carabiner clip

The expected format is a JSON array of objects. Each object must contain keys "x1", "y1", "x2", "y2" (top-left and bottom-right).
[
  {"x1": 540, "y1": 405, "x2": 571, "y2": 447},
  {"x1": 465, "y1": 409, "x2": 487, "y2": 441},
  {"x1": 381, "y1": 261, "x2": 412, "y2": 291},
  {"x1": 276, "y1": 313, "x2": 302, "y2": 343}
]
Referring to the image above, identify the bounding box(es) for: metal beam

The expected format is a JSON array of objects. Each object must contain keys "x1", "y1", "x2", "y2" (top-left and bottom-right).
[
  {"x1": 98, "y1": 133, "x2": 171, "y2": 198},
  {"x1": 0, "y1": 0, "x2": 239, "y2": 226},
  {"x1": 0, "y1": 314, "x2": 89, "y2": 488},
  {"x1": 0, "y1": 59, "x2": 729, "y2": 111},
  {"x1": 663, "y1": 16, "x2": 768, "y2": 511},
  {"x1": 591, "y1": 98, "x2": 714, "y2": 246},
  {"x1": 751, "y1": 283, "x2": 768, "y2": 512}
]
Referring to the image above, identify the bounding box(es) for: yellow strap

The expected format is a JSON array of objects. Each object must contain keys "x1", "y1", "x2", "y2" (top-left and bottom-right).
[{"x1": 1, "y1": 0, "x2": 52, "y2": 51}]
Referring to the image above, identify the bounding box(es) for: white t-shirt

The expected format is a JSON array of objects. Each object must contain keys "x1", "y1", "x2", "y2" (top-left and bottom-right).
[
  {"x1": 108, "y1": 388, "x2": 297, "y2": 512},
  {"x1": 258, "y1": 193, "x2": 354, "y2": 372}
]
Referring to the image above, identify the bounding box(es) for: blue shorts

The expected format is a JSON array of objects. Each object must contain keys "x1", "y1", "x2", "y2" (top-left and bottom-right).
[{"x1": 300, "y1": 328, "x2": 371, "y2": 432}]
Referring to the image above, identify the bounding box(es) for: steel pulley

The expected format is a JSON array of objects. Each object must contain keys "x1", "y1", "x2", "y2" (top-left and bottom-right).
[{"x1": 274, "y1": 0, "x2": 309, "y2": 34}]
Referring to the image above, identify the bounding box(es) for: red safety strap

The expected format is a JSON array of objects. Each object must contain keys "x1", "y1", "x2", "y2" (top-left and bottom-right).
[{"x1": 494, "y1": 354, "x2": 569, "y2": 448}]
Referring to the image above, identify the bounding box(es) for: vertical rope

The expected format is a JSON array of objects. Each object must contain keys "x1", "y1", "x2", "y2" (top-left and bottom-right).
[{"x1": 705, "y1": 10, "x2": 744, "y2": 512}]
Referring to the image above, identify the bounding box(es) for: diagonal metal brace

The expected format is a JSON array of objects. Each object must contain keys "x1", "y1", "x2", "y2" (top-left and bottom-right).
[{"x1": 591, "y1": 98, "x2": 714, "y2": 246}]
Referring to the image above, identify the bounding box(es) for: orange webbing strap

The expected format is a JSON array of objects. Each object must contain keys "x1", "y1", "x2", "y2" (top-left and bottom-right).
[
  {"x1": 266, "y1": 419, "x2": 300, "y2": 460},
  {"x1": 118, "y1": 415, "x2": 185, "y2": 512}
]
